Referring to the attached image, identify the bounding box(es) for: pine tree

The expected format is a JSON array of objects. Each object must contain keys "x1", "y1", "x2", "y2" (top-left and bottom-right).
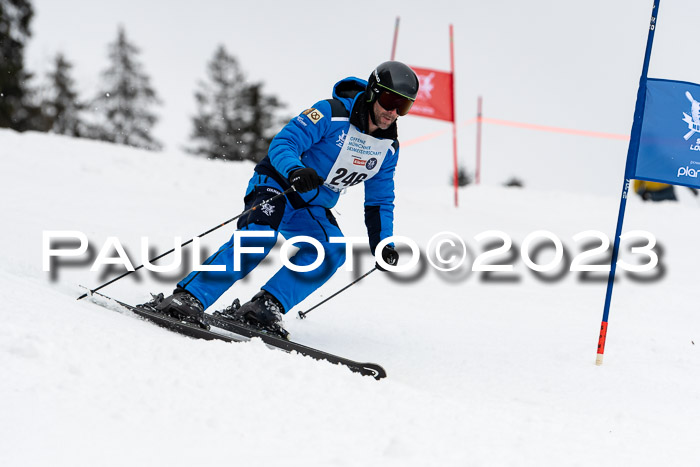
[
  {"x1": 188, "y1": 45, "x2": 284, "y2": 162},
  {"x1": 91, "y1": 26, "x2": 162, "y2": 150},
  {"x1": 0, "y1": 0, "x2": 44, "y2": 131},
  {"x1": 451, "y1": 166, "x2": 473, "y2": 187},
  {"x1": 42, "y1": 52, "x2": 85, "y2": 136},
  {"x1": 242, "y1": 82, "x2": 285, "y2": 160}
]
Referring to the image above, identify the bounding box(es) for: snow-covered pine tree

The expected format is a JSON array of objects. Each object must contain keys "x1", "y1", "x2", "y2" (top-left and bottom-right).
[
  {"x1": 91, "y1": 26, "x2": 162, "y2": 150},
  {"x1": 42, "y1": 52, "x2": 86, "y2": 137},
  {"x1": 187, "y1": 45, "x2": 284, "y2": 162}
]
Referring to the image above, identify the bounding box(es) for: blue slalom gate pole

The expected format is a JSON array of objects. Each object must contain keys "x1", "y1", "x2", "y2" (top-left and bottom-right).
[{"x1": 596, "y1": 0, "x2": 660, "y2": 365}]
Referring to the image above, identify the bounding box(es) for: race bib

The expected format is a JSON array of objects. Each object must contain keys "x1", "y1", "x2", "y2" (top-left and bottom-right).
[{"x1": 324, "y1": 125, "x2": 394, "y2": 192}]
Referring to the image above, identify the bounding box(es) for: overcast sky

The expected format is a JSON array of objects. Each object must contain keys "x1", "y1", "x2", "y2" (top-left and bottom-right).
[{"x1": 25, "y1": 0, "x2": 700, "y2": 195}]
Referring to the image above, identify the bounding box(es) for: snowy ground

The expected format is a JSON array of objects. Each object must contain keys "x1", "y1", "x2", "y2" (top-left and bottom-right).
[{"x1": 1, "y1": 129, "x2": 700, "y2": 466}]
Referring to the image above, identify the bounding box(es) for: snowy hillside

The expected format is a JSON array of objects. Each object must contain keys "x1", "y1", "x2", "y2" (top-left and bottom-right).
[{"x1": 2, "y1": 129, "x2": 700, "y2": 466}]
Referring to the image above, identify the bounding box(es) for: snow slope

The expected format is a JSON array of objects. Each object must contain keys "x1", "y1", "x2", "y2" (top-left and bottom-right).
[{"x1": 1, "y1": 129, "x2": 700, "y2": 466}]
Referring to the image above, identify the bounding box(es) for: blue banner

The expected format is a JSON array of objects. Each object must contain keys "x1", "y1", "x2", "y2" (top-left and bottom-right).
[{"x1": 634, "y1": 78, "x2": 700, "y2": 188}]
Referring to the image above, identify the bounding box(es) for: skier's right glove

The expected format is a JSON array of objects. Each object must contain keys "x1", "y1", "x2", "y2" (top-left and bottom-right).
[
  {"x1": 376, "y1": 245, "x2": 399, "y2": 272},
  {"x1": 288, "y1": 167, "x2": 324, "y2": 193}
]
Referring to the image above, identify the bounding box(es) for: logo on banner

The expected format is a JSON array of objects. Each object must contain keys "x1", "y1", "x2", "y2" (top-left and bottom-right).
[
  {"x1": 682, "y1": 91, "x2": 700, "y2": 141},
  {"x1": 416, "y1": 72, "x2": 435, "y2": 101},
  {"x1": 677, "y1": 166, "x2": 700, "y2": 178}
]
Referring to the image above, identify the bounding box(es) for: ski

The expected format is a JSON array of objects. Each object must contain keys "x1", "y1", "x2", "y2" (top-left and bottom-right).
[
  {"x1": 87, "y1": 291, "x2": 244, "y2": 343},
  {"x1": 84, "y1": 290, "x2": 387, "y2": 380},
  {"x1": 204, "y1": 312, "x2": 386, "y2": 380}
]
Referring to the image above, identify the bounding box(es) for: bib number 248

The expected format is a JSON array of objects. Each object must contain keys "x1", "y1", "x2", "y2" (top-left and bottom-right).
[{"x1": 329, "y1": 168, "x2": 367, "y2": 188}]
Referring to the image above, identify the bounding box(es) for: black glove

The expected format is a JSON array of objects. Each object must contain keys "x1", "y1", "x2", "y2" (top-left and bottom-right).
[
  {"x1": 376, "y1": 245, "x2": 399, "y2": 272},
  {"x1": 288, "y1": 167, "x2": 323, "y2": 193}
]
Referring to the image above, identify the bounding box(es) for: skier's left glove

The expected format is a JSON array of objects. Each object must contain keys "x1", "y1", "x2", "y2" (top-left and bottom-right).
[{"x1": 376, "y1": 245, "x2": 399, "y2": 272}]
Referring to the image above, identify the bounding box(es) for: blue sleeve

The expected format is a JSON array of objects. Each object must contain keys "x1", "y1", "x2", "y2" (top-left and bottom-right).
[
  {"x1": 267, "y1": 100, "x2": 333, "y2": 179},
  {"x1": 364, "y1": 145, "x2": 398, "y2": 254}
]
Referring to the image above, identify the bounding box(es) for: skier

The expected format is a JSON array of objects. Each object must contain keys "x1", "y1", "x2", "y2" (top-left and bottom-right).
[
  {"x1": 143, "y1": 61, "x2": 419, "y2": 339},
  {"x1": 633, "y1": 180, "x2": 677, "y2": 202}
]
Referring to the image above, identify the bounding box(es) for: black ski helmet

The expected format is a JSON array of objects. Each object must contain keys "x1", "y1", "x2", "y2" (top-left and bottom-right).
[{"x1": 366, "y1": 61, "x2": 419, "y2": 112}]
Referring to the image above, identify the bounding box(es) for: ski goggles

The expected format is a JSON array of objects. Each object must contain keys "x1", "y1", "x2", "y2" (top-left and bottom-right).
[{"x1": 376, "y1": 90, "x2": 415, "y2": 116}]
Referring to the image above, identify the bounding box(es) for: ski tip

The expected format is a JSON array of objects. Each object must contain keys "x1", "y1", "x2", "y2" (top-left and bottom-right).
[
  {"x1": 77, "y1": 285, "x2": 93, "y2": 300},
  {"x1": 360, "y1": 364, "x2": 387, "y2": 380}
]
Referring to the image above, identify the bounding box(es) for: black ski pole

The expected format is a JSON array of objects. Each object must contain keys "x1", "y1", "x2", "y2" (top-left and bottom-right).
[
  {"x1": 297, "y1": 267, "x2": 377, "y2": 319},
  {"x1": 77, "y1": 186, "x2": 295, "y2": 300}
]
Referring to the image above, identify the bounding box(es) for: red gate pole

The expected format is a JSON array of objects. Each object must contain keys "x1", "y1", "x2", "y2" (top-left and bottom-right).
[
  {"x1": 476, "y1": 96, "x2": 482, "y2": 185},
  {"x1": 449, "y1": 24, "x2": 458, "y2": 207}
]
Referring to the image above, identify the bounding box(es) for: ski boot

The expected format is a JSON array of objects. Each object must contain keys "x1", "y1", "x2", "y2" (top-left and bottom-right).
[
  {"x1": 219, "y1": 290, "x2": 289, "y2": 340},
  {"x1": 138, "y1": 289, "x2": 208, "y2": 330}
]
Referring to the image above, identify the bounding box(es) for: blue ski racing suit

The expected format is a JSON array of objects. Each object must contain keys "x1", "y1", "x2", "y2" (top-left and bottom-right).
[{"x1": 178, "y1": 76, "x2": 400, "y2": 313}]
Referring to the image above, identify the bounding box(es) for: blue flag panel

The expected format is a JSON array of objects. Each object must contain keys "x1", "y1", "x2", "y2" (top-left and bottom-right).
[{"x1": 634, "y1": 78, "x2": 700, "y2": 188}]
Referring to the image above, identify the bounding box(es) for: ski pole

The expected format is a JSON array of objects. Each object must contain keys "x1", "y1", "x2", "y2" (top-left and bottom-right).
[
  {"x1": 77, "y1": 186, "x2": 295, "y2": 300},
  {"x1": 297, "y1": 267, "x2": 377, "y2": 319}
]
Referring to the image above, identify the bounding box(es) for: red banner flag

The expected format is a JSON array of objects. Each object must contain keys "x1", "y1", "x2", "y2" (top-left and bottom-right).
[{"x1": 409, "y1": 66, "x2": 454, "y2": 122}]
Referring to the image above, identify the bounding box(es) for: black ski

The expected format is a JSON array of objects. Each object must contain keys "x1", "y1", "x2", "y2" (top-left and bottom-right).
[
  {"x1": 85, "y1": 290, "x2": 386, "y2": 380},
  {"x1": 88, "y1": 291, "x2": 244, "y2": 343},
  {"x1": 204, "y1": 312, "x2": 386, "y2": 380}
]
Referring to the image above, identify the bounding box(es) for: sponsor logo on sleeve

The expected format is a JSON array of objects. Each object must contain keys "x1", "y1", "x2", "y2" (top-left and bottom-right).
[{"x1": 302, "y1": 108, "x2": 324, "y2": 124}]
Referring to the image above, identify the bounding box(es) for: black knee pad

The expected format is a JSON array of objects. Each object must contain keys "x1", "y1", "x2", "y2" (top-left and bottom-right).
[{"x1": 237, "y1": 186, "x2": 287, "y2": 230}]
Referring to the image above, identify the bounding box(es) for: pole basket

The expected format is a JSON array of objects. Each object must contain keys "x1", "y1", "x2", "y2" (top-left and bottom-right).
[{"x1": 596, "y1": 321, "x2": 608, "y2": 366}]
